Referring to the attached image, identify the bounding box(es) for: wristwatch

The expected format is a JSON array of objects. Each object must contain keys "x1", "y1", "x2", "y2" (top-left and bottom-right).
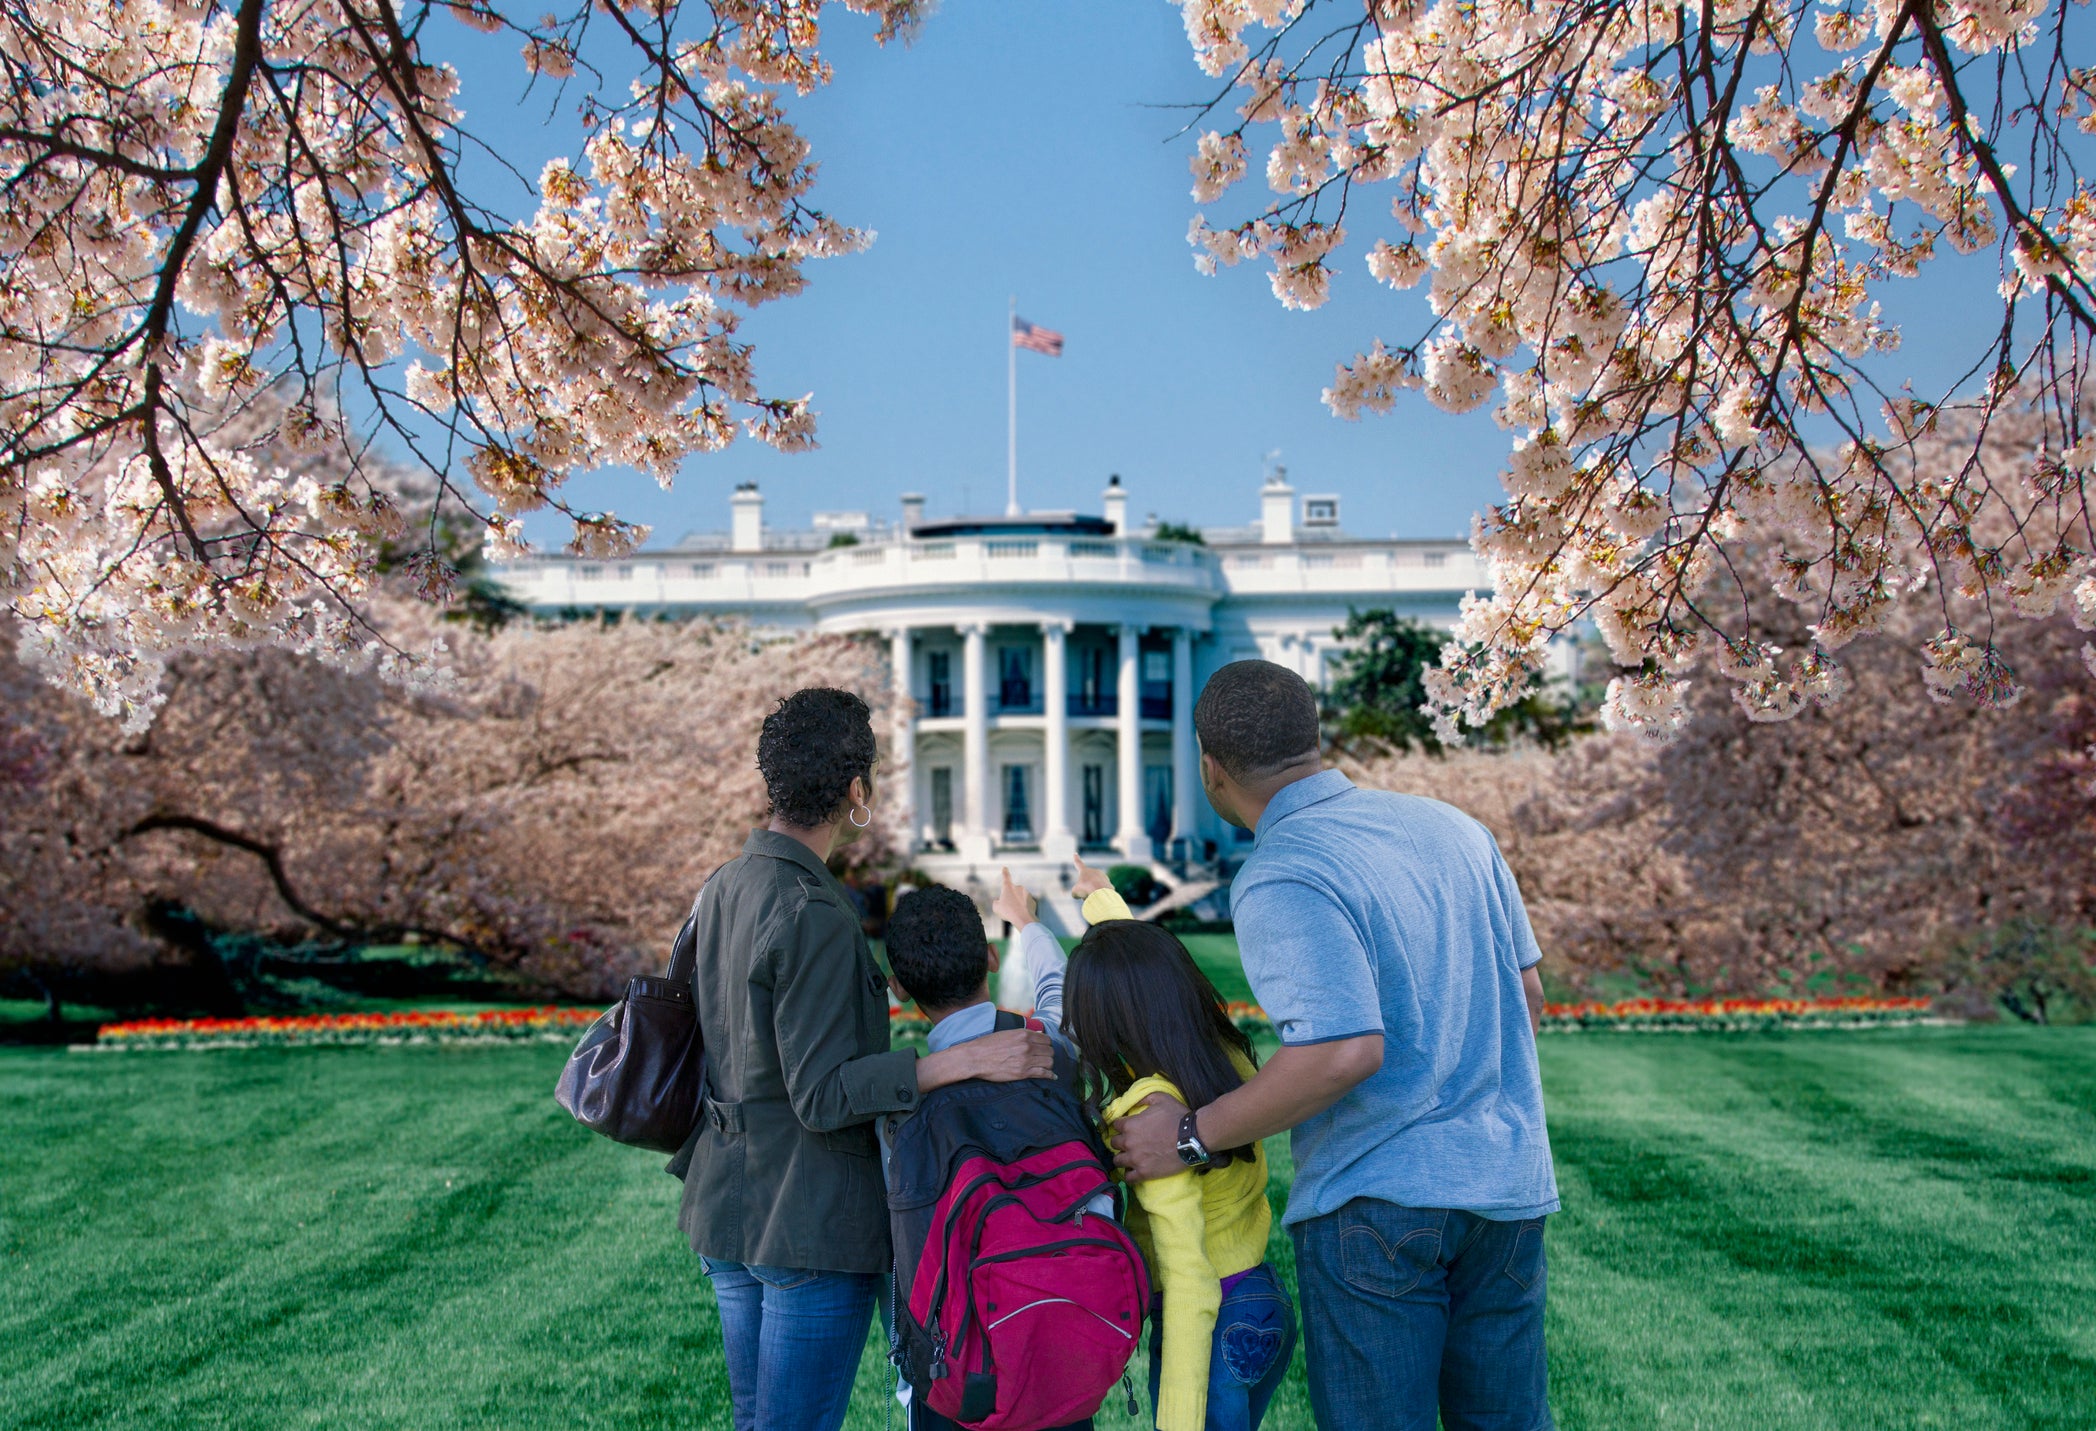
[{"x1": 1175, "y1": 1110, "x2": 1213, "y2": 1169}]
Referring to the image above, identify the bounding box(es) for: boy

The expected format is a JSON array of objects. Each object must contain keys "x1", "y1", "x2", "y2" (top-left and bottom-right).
[
  {"x1": 885, "y1": 869, "x2": 1075, "y2": 1060},
  {"x1": 880, "y1": 864, "x2": 1124, "y2": 1431}
]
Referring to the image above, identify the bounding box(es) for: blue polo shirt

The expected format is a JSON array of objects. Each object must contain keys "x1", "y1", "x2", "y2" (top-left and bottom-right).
[{"x1": 1231, "y1": 769, "x2": 1559, "y2": 1224}]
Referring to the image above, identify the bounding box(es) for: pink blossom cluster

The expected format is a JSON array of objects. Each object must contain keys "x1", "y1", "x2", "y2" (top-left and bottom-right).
[
  {"x1": 2, "y1": 0, "x2": 918, "y2": 729},
  {"x1": 1172, "y1": 0, "x2": 2096, "y2": 739}
]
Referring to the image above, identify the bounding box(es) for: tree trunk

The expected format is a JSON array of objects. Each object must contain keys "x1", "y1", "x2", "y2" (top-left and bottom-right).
[{"x1": 141, "y1": 901, "x2": 247, "y2": 1018}]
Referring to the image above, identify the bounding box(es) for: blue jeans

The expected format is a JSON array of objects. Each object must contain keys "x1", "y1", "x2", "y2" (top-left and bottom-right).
[
  {"x1": 702, "y1": 1258, "x2": 879, "y2": 1431},
  {"x1": 1290, "y1": 1201, "x2": 1552, "y2": 1431},
  {"x1": 1147, "y1": 1261, "x2": 1297, "y2": 1431}
]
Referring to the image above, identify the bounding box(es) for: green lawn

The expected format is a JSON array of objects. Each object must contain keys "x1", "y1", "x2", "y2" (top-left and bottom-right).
[{"x1": 2, "y1": 1028, "x2": 2091, "y2": 1429}]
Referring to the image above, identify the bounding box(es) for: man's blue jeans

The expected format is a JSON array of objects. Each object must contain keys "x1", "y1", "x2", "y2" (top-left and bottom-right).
[
  {"x1": 1146, "y1": 1260, "x2": 1297, "y2": 1431},
  {"x1": 702, "y1": 1258, "x2": 879, "y2": 1431},
  {"x1": 1290, "y1": 1201, "x2": 1552, "y2": 1431}
]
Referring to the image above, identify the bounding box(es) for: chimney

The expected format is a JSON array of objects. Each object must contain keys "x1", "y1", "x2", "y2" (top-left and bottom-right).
[
  {"x1": 900, "y1": 493, "x2": 926, "y2": 531},
  {"x1": 1260, "y1": 467, "x2": 1295, "y2": 545},
  {"x1": 1102, "y1": 474, "x2": 1128, "y2": 537},
  {"x1": 731, "y1": 482, "x2": 764, "y2": 553}
]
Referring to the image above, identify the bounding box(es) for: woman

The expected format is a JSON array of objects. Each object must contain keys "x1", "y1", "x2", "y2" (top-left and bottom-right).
[{"x1": 678, "y1": 687, "x2": 1055, "y2": 1431}]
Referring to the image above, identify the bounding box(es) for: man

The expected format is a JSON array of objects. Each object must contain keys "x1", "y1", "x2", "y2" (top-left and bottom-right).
[{"x1": 1111, "y1": 661, "x2": 1557, "y2": 1431}]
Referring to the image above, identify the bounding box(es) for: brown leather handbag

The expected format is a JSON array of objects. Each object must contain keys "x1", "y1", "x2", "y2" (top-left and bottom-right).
[{"x1": 555, "y1": 886, "x2": 708, "y2": 1154}]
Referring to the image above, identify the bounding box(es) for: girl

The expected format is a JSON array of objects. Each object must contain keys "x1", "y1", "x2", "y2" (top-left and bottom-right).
[{"x1": 1060, "y1": 868, "x2": 1298, "y2": 1431}]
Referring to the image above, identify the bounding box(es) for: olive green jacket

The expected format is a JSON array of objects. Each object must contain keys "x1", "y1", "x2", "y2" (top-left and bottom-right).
[{"x1": 676, "y1": 830, "x2": 922, "y2": 1274}]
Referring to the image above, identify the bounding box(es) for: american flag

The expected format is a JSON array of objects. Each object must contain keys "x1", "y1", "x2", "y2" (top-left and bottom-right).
[{"x1": 1011, "y1": 317, "x2": 1065, "y2": 357}]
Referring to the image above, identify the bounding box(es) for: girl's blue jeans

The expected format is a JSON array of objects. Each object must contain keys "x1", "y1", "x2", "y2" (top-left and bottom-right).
[
  {"x1": 702, "y1": 1258, "x2": 879, "y2": 1431},
  {"x1": 1147, "y1": 1261, "x2": 1298, "y2": 1431}
]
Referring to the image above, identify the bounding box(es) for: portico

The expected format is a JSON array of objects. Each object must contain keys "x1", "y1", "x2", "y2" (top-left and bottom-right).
[{"x1": 883, "y1": 616, "x2": 1202, "y2": 868}]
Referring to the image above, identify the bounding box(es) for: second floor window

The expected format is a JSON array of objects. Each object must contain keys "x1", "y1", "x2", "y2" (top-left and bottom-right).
[
  {"x1": 999, "y1": 647, "x2": 1034, "y2": 709},
  {"x1": 1077, "y1": 647, "x2": 1108, "y2": 710},
  {"x1": 928, "y1": 651, "x2": 952, "y2": 717}
]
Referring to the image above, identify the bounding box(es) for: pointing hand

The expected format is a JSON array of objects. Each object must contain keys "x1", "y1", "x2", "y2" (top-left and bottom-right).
[
  {"x1": 992, "y1": 866, "x2": 1037, "y2": 929},
  {"x1": 1070, "y1": 855, "x2": 1111, "y2": 900}
]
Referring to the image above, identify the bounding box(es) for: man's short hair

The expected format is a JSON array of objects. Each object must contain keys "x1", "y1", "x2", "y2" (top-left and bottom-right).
[
  {"x1": 757, "y1": 687, "x2": 877, "y2": 828},
  {"x1": 886, "y1": 886, "x2": 989, "y2": 1011},
  {"x1": 1193, "y1": 660, "x2": 1320, "y2": 782}
]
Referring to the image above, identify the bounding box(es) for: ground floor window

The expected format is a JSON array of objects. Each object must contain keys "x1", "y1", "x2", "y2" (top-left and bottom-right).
[
  {"x1": 1081, "y1": 764, "x2": 1105, "y2": 844},
  {"x1": 1145, "y1": 765, "x2": 1172, "y2": 845},
  {"x1": 930, "y1": 767, "x2": 953, "y2": 847},
  {"x1": 1002, "y1": 764, "x2": 1033, "y2": 841}
]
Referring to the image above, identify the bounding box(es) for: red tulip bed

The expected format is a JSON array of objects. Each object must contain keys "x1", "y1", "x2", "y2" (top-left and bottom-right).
[
  {"x1": 1541, "y1": 995, "x2": 1938, "y2": 1032},
  {"x1": 92, "y1": 994, "x2": 1939, "y2": 1052},
  {"x1": 91, "y1": 1007, "x2": 602, "y2": 1051}
]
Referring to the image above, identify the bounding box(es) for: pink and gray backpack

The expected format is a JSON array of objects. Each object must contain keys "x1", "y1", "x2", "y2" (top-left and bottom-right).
[{"x1": 886, "y1": 1014, "x2": 1150, "y2": 1429}]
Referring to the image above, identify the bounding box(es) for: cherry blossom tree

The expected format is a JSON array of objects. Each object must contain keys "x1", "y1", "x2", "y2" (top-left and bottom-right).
[
  {"x1": 1343, "y1": 589, "x2": 2089, "y2": 1006},
  {"x1": 2, "y1": 0, "x2": 917, "y2": 730},
  {"x1": 1170, "y1": 0, "x2": 2096, "y2": 738},
  {"x1": 0, "y1": 615, "x2": 899, "y2": 1006}
]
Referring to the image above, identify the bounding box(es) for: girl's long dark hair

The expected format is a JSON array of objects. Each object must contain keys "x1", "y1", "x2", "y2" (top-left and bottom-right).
[{"x1": 1062, "y1": 921, "x2": 1261, "y2": 1166}]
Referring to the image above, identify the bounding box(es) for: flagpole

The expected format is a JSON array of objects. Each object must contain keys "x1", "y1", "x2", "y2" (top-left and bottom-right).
[{"x1": 1006, "y1": 295, "x2": 1019, "y2": 516}]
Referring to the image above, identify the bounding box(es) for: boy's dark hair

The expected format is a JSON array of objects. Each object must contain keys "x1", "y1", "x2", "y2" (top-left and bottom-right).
[
  {"x1": 1192, "y1": 659, "x2": 1320, "y2": 782},
  {"x1": 886, "y1": 886, "x2": 991, "y2": 1012},
  {"x1": 1062, "y1": 921, "x2": 1260, "y2": 1166},
  {"x1": 757, "y1": 688, "x2": 878, "y2": 827}
]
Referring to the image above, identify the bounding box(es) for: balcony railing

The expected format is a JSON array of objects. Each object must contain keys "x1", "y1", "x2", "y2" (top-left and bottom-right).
[
  {"x1": 499, "y1": 531, "x2": 1488, "y2": 607},
  {"x1": 1068, "y1": 693, "x2": 1115, "y2": 717}
]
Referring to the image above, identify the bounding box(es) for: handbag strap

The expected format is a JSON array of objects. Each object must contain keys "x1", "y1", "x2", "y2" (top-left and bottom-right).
[{"x1": 664, "y1": 862, "x2": 728, "y2": 985}]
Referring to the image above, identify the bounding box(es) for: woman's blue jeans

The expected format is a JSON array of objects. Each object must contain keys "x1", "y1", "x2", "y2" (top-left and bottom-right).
[
  {"x1": 702, "y1": 1258, "x2": 879, "y2": 1431},
  {"x1": 1147, "y1": 1261, "x2": 1298, "y2": 1431}
]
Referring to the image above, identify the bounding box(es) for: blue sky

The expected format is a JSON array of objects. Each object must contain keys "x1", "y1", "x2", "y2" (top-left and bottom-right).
[
  {"x1": 447, "y1": 1, "x2": 2008, "y2": 549},
  {"x1": 460, "y1": 0, "x2": 1516, "y2": 546}
]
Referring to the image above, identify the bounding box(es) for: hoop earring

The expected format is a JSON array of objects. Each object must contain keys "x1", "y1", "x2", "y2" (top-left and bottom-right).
[{"x1": 849, "y1": 806, "x2": 871, "y2": 828}]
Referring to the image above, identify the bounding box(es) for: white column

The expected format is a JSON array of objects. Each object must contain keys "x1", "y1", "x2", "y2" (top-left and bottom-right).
[
  {"x1": 1116, "y1": 622, "x2": 1151, "y2": 863},
  {"x1": 959, "y1": 622, "x2": 992, "y2": 863},
  {"x1": 887, "y1": 626, "x2": 915, "y2": 851},
  {"x1": 1170, "y1": 626, "x2": 1196, "y2": 859},
  {"x1": 1041, "y1": 620, "x2": 1075, "y2": 862}
]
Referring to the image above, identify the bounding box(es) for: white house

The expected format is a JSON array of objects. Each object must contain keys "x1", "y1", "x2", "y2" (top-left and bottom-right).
[{"x1": 495, "y1": 472, "x2": 1494, "y2": 933}]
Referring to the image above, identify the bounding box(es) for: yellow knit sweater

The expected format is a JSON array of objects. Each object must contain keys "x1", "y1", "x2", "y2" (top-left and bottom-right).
[{"x1": 1078, "y1": 888, "x2": 1271, "y2": 1431}]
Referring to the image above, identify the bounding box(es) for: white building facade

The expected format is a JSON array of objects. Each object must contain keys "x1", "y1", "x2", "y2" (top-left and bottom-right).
[{"x1": 496, "y1": 473, "x2": 1493, "y2": 927}]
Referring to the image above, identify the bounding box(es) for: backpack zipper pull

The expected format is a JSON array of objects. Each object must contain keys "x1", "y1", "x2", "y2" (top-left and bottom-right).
[
  {"x1": 929, "y1": 1328, "x2": 949, "y2": 1382},
  {"x1": 1122, "y1": 1370, "x2": 1138, "y2": 1416}
]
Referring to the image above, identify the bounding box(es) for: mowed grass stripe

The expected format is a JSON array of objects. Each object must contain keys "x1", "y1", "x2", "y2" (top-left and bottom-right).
[
  {"x1": 1543, "y1": 1030, "x2": 2096, "y2": 1430},
  {"x1": 4, "y1": 1029, "x2": 2093, "y2": 1429}
]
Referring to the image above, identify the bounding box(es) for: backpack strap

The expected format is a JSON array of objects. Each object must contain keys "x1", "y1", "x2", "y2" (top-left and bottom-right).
[{"x1": 992, "y1": 1008, "x2": 1024, "y2": 1033}]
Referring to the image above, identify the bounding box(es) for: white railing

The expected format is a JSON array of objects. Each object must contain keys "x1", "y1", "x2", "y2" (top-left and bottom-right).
[{"x1": 498, "y1": 536, "x2": 1481, "y2": 607}]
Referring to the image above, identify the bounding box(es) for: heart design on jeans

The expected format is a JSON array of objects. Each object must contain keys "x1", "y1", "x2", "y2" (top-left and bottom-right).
[{"x1": 1221, "y1": 1322, "x2": 1287, "y2": 1385}]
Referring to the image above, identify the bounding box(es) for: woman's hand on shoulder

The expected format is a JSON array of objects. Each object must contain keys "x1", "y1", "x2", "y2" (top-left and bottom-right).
[{"x1": 917, "y1": 1027, "x2": 1056, "y2": 1092}]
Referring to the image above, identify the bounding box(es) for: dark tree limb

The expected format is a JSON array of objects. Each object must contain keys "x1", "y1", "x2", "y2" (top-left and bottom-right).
[{"x1": 125, "y1": 812, "x2": 359, "y2": 937}]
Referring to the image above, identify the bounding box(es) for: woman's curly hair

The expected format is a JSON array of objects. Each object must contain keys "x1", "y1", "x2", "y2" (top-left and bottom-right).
[{"x1": 757, "y1": 688, "x2": 878, "y2": 828}]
